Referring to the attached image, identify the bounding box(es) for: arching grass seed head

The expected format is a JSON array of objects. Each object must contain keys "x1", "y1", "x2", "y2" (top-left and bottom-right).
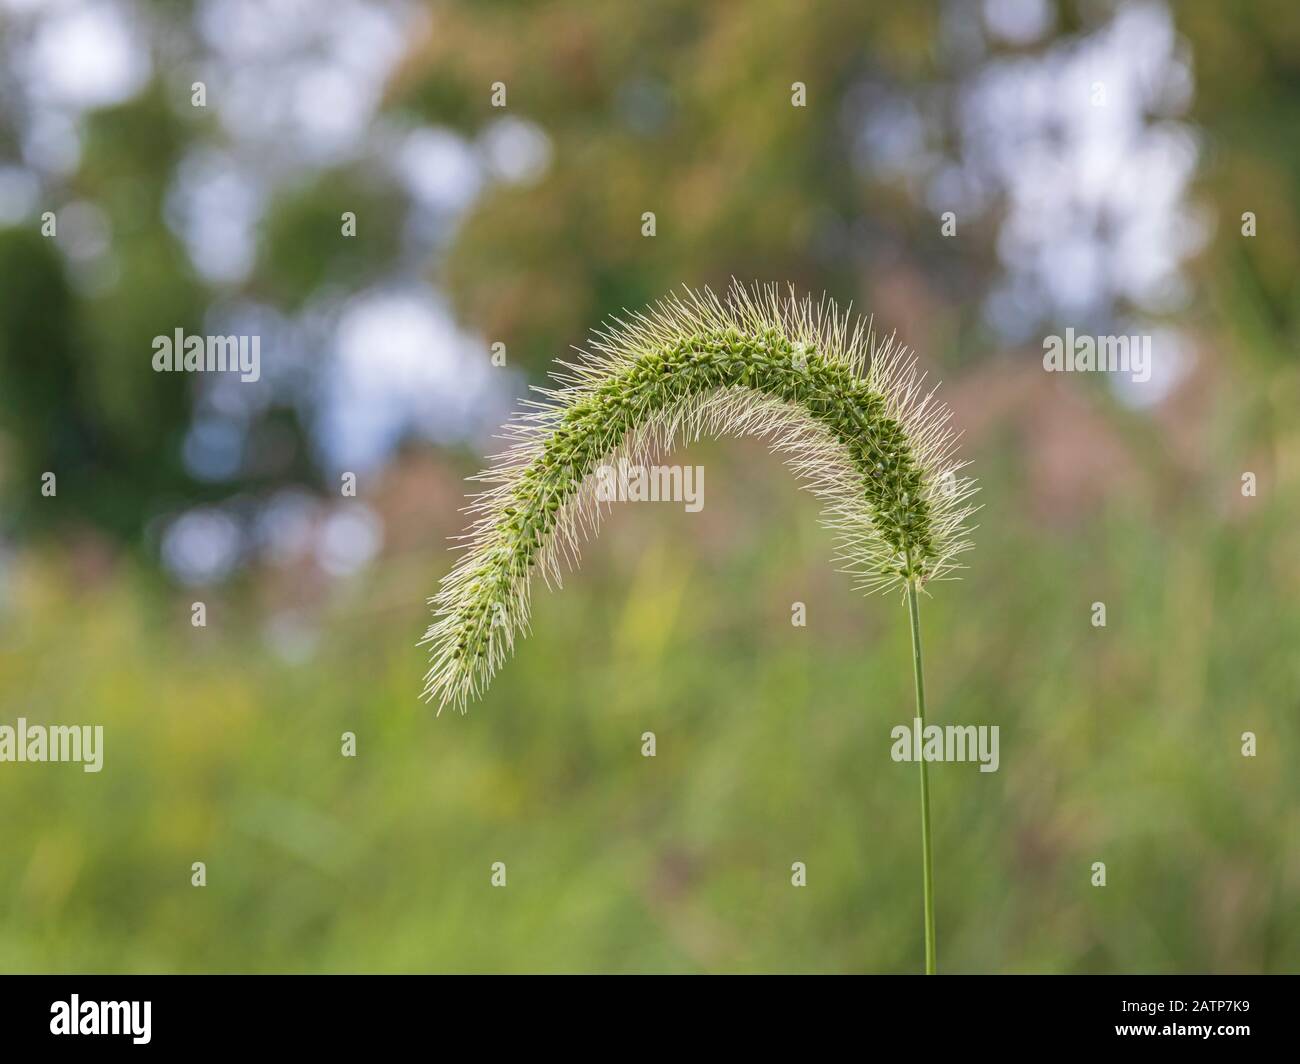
[{"x1": 422, "y1": 282, "x2": 978, "y2": 712}]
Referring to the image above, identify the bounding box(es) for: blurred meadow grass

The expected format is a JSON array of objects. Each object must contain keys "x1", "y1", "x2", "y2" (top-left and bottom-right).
[{"x1": 2, "y1": 412, "x2": 1297, "y2": 972}]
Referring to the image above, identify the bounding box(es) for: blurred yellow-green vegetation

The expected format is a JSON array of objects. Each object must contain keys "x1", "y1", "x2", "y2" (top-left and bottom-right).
[{"x1": 0, "y1": 0, "x2": 1298, "y2": 972}]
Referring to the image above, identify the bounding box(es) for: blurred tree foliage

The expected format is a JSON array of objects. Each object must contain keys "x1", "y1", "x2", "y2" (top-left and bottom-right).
[
  {"x1": 0, "y1": 0, "x2": 1297, "y2": 544},
  {"x1": 0, "y1": 89, "x2": 207, "y2": 539},
  {"x1": 1178, "y1": 0, "x2": 1300, "y2": 464},
  {"x1": 389, "y1": 1, "x2": 981, "y2": 368}
]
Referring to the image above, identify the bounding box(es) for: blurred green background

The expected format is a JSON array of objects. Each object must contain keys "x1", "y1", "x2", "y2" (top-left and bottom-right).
[{"x1": 0, "y1": 0, "x2": 1297, "y2": 972}]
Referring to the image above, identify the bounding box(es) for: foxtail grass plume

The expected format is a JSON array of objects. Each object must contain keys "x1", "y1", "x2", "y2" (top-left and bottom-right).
[{"x1": 422, "y1": 282, "x2": 977, "y2": 712}]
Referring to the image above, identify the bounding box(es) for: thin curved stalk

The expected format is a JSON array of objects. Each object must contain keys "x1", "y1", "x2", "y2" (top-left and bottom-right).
[{"x1": 906, "y1": 569, "x2": 937, "y2": 974}]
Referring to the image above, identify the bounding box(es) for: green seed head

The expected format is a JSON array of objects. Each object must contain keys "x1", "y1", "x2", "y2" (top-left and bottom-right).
[{"x1": 422, "y1": 282, "x2": 977, "y2": 711}]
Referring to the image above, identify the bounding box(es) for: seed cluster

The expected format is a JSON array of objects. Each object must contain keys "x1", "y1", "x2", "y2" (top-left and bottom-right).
[
  {"x1": 450, "y1": 326, "x2": 933, "y2": 670},
  {"x1": 424, "y1": 283, "x2": 976, "y2": 711}
]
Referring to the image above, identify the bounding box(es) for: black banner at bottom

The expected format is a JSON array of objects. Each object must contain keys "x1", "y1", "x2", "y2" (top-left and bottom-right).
[{"x1": 0, "y1": 974, "x2": 1290, "y2": 1051}]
